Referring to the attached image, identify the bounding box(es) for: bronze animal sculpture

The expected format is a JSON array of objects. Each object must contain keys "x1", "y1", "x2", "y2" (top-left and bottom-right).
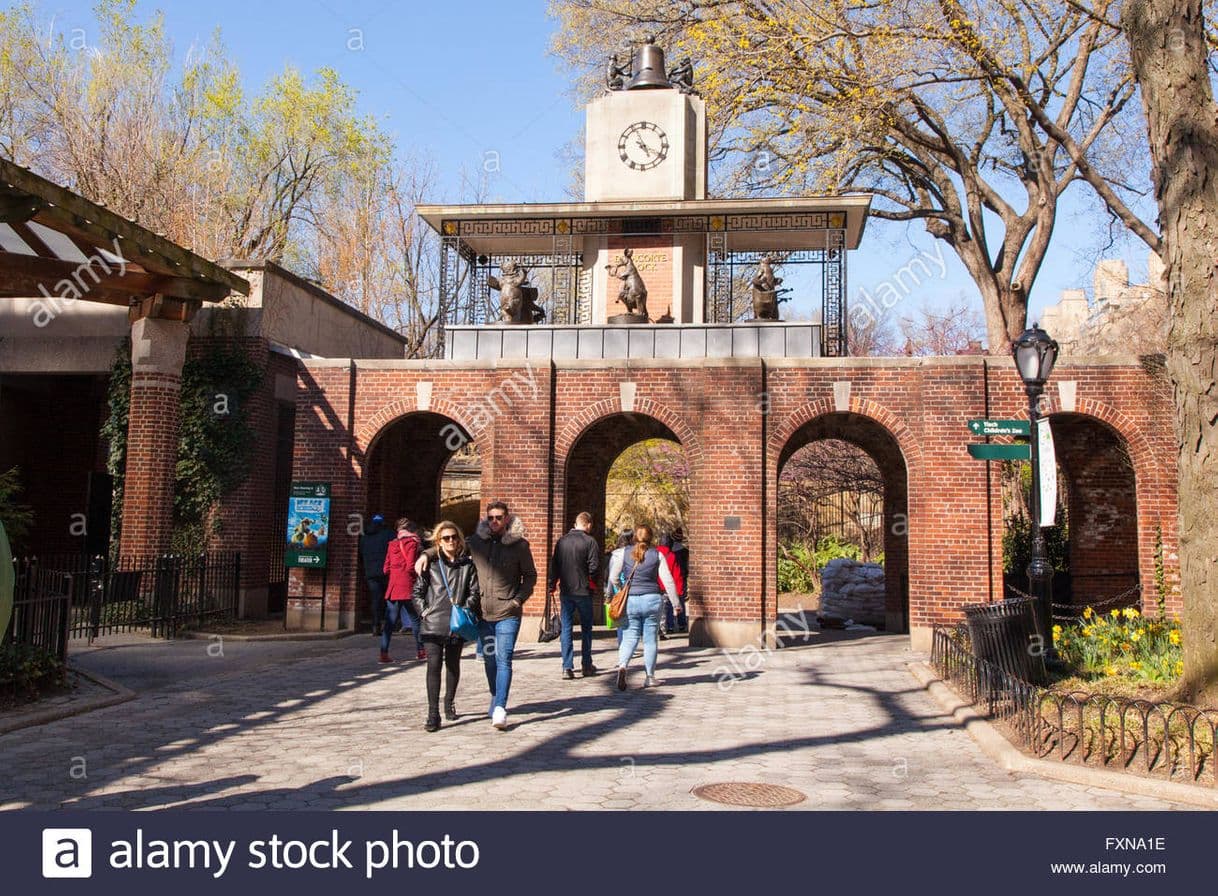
[
  {"x1": 751, "y1": 255, "x2": 788, "y2": 320},
  {"x1": 606, "y1": 248, "x2": 649, "y2": 319},
  {"x1": 606, "y1": 53, "x2": 629, "y2": 90},
  {"x1": 668, "y1": 56, "x2": 695, "y2": 94},
  {"x1": 489, "y1": 260, "x2": 545, "y2": 324}
]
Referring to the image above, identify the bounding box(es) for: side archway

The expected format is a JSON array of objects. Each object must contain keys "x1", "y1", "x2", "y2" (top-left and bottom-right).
[
  {"x1": 1047, "y1": 412, "x2": 1142, "y2": 609},
  {"x1": 363, "y1": 411, "x2": 478, "y2": 530}
]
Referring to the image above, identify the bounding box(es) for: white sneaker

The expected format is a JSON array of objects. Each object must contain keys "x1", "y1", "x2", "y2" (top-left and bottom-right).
[{"x1": 491, "y1": 706, "x2": 508, "y2": 729}]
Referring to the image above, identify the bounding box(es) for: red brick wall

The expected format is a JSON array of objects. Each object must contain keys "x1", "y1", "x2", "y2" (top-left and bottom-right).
[
  {"x1": 607, "y1": 237, "x2": 674, "y2": 319},
  {"x1": 288, "y1": 355, "x2": 1181, "y2": 636},
  {"x1": 191, "y1": 338, "x2": 299, "y2": 607},
  {"x1": 120, "y1": 370, "x2": 182, "y2": 558}
]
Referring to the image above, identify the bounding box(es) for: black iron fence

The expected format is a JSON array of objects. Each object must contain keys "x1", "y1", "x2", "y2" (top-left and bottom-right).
[
  {"x1": 6, "y1": 561, "x2": 72, "y2": 662},
  {"x1": 10, "y1": 552, "x2": 240, "y2": 643},
  {"x1": 932, "y1": 625, "x2": 1218, "y2": 788}
]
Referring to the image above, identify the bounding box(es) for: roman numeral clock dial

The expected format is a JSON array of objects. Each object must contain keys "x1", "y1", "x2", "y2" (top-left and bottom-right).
[{"x1": 618, "y1": 121, "x2": 669, "y2": 171}]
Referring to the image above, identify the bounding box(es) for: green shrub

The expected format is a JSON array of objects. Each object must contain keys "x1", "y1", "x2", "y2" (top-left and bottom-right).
[
  {"x1": 778, "y1": 535, "x2": 874, "y2": 593},
  {"x1": 1003, "y1": 512, "x2": 1069, "y2": 574},
  {"x1": 812, "y1": 534, "x2": 863, "y2": 568},
  {"x1": 778, "y1": 541, "x2": 817, "y2": 592},
  {"x1": 0, "y1": 642, "x2": 67, "y2": 705},
  {"x1": 1055, "y1": 606, "x2": 1182, "y2": 684}
]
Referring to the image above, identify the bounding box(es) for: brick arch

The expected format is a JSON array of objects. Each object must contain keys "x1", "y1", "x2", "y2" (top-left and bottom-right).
[
  {"x1": 769, "y1": 397, "x2": 918, "y2": 634},
  {"x1": 357, "y1": 396, "x2": 482, "y2": 458},
  {"x1": 1041, "y1": 397, "x2": 1162, "y2": 485},
  {"x1": 1042, "y1": 399, "x2": 1172, "y2": 614},
  {"x1": 554, "y1": 398, "x2": 704, "y2": 467},
  {"x1": 769, "y1": 396, "x2": 922, "y2": 474}
]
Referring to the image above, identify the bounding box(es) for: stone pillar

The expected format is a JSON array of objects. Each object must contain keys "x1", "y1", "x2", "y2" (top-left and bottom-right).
[{"x1": 119, "y1": 316, "x2": 189, "y2": 558}]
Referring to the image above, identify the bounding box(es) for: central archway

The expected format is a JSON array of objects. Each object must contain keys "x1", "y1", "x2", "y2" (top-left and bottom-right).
[
  {"x1": 564, "y1": 413, "x2": 686, "y2": 551},
  {"x1": 777, "y1": 412, "x2": 910, "y2": 632}
]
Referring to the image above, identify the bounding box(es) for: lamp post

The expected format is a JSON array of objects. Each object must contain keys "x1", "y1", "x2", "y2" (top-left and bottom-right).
[{"x1": 1012, "y1": 323, "x2": 1060, "y2": 645}]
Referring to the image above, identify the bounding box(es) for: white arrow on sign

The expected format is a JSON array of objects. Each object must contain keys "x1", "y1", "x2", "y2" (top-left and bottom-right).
[{"x1": 1037, "y1": 418, "x2": 1057, "y2": 528}]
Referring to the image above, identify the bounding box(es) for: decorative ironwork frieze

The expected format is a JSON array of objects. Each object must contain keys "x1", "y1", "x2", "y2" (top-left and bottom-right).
[
  {"x1": 458, "y1": 218, "x2": 555, "y2": 237},
  {"x1": 726, "y1": 212, "x2": 830, "y2": 230}
]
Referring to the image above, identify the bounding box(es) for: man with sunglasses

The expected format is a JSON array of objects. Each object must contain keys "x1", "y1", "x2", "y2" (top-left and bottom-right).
[{"x1": 417, "y1": 499, "x2": 537, "y2": 730}]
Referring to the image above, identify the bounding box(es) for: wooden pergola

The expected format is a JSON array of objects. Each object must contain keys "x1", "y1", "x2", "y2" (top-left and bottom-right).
[
  {"x1": 0, "y1": 156, "x2": 247, "y2": 319},
  {"x1": 1, "y1": 156, "x2": 249, "y2": 559}
]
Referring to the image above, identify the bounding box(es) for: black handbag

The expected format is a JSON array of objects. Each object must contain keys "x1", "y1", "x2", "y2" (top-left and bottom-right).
[{"x1": 538, "y1": 589, "x2": 561, "y2": 642}]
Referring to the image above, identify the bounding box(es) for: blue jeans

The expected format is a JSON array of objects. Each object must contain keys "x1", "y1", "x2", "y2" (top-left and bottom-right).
[
  {"x1": 381, "y1": 600, "x2": 421, "y2": 654},
  {"x1": 560, "y1": 593, "x2": 594, "y2": 671},
  {"x1": 617, "y1": 592, "x2": 664, "y2": 676},
  {"x1": 478, "y1": 616, "x2": 521, "y2": 715},
  {"x1": 367, "y1": 577, "x2": 388, "y2": 629}
]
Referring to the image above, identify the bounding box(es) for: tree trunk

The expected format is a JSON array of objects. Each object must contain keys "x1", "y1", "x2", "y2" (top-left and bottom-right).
[{"x1": 1123, "y1": 0, "x2": 1218, "y2": 704}]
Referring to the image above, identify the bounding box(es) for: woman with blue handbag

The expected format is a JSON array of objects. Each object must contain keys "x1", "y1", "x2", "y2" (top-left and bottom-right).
[{"x1": 411, "y1": 521, "x2": 481, "y2": 732}]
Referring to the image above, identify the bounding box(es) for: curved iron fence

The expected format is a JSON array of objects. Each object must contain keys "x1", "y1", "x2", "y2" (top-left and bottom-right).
[{"x1": 932, "y1": 625, "x2": 1218, "y2": 788}]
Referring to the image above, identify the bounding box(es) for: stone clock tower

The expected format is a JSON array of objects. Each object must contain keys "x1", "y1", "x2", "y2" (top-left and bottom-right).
[{"x1": 584, "y1": 40, "x2": 707, "y2": 202}]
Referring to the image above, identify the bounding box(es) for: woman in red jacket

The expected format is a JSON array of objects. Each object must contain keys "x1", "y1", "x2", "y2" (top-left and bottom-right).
[{"x1": 380, "y1": 517, "x2": 424, "y2": 663}]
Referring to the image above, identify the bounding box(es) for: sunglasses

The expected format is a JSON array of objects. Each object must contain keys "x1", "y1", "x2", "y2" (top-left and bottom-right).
[
  {"x1": 439, "y1": 534, "x2": 458, "y2": 542},
  {"x1": 488, "y1": 514, "x2": 506, "y2": 522}
]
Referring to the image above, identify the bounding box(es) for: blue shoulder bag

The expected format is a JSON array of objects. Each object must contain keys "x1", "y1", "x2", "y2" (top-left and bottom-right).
[{"x1": 439, "y1": 559, "x2": 479, "y2": 642}]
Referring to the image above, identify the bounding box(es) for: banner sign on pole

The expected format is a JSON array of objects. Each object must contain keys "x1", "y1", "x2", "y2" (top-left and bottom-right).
[
  {"x1": 285, "y1": 481, "x2": 331, "y2": 568},
  {"x1": 1037, "y1": 420, "x2": 1057, "y2": 528}
]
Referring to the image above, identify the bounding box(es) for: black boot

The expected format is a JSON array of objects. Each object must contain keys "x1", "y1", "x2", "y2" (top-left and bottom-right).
[
  {"x1": 444, "y1": 700, "x2": 458, "y2": 721},
  {"x1": 425, "y1": 712, "x2": 440, "y2": 732}
]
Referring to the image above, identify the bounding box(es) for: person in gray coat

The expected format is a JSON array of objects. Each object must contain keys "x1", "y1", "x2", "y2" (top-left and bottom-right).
[{"x1": 411, "y1": 520, "x2": 481, "y2": 732}]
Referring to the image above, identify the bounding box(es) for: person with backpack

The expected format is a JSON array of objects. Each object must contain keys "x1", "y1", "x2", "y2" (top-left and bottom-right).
[
  {"x1": 380, "y1": 517, "x2": 425, "y2": 663},
  {"x1": 411, "y1": 520, "x2": 480, "y2": 731}
]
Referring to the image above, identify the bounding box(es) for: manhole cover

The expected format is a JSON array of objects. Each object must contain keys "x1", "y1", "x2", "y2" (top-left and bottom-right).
[{"x1": 691, "y1": 782, "x2": 806, "y2": 807}]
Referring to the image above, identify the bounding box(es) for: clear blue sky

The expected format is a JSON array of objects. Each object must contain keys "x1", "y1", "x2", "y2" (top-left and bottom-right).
[{"x1": 41, "y1": 0, "x2": 1156, "y2": 334}]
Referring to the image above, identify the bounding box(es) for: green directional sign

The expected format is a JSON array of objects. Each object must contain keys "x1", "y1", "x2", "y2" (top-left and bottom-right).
[
  {"x1": 968, "y1": 418, "x2": 1031, "y2": 437},
  {"x1": 967, "y1": 443, "x2": 1031, "y2": 461}
]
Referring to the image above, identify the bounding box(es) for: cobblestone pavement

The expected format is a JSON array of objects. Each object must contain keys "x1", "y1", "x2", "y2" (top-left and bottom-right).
[{"x1": 0, "y1": 629, "x2": 1191, "y2": 810}]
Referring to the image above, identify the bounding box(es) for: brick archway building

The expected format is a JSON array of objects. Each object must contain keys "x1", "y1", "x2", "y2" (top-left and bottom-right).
[
  {"x1": 288, "y1": 355, "x2": 1179, "y2": 649},
  {"x1": 286, "y1": 42, "x2": 1178, "y2": 646}
]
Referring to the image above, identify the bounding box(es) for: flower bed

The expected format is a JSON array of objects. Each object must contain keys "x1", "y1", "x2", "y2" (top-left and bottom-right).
[{"x1": 1054, "y1": 607, "x2": 1181, "y2": 685}]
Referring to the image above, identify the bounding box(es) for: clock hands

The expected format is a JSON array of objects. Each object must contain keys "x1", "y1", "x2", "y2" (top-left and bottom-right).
[{"x1": 619, "y1": 122, "x2": 667, "y2": 169}]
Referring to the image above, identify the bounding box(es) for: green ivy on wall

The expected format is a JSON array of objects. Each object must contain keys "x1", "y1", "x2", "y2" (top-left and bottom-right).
[{"x1": 103, "y1": 339, "x2": 263, "y2": 554}]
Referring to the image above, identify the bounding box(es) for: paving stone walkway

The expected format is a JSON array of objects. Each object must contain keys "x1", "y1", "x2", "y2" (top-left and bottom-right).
[{"x1": 0, "y1": 629, "x2": 1190, "y2": 810}]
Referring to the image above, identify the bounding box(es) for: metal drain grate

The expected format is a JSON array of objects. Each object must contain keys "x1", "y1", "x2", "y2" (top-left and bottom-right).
[{"x1": 691, "y1": 782, "x2": 806, "y2": 807}]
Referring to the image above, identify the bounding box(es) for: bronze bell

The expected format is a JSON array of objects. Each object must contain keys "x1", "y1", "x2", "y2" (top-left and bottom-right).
[{"x1": 625, "y1": 39, "x2": 671, "y2": 89}]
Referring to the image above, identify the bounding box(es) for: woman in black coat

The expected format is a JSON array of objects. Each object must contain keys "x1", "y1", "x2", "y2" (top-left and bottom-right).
[{"x1": 411, "y1": 520, "x2": 481, "y2": 731}]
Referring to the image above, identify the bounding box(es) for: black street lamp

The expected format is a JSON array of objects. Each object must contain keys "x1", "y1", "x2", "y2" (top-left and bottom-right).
[{"x1": 1012, "y1": 323, "x2": 1060, "y2": 645}]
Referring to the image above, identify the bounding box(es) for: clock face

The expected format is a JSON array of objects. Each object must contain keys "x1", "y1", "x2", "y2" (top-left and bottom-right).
[{"x1": 618, "y1": 121, "x2": 669, "y2": 171}]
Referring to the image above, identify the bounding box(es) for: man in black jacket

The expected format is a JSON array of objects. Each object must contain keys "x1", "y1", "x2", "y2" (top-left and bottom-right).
[
  {"x1": 550, "y1": 512, "x2": 601, "y2": 679},
  {"x1": 358, "y1": 514, "x2": 393, "y2": 636}
]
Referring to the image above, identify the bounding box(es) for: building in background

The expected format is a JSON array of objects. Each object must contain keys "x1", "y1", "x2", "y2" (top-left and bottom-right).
[{"x1": 1040, "y1": 252, "x2": 1168, "y2": 355}]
